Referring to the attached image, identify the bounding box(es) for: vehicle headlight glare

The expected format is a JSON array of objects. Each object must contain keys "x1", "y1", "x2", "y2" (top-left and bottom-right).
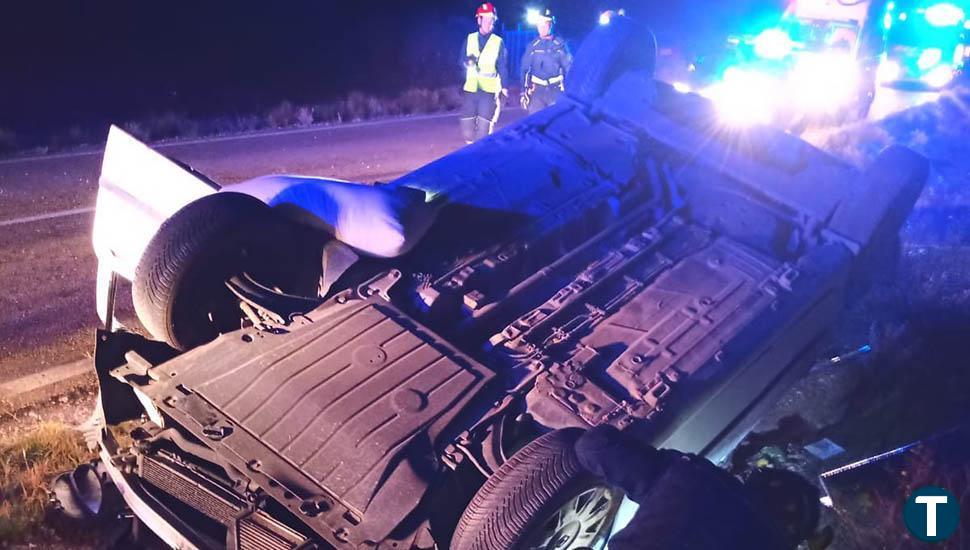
[
  {"x1": 754, "y1": 28, "x2": 794, "y2": 60},
  {"x1": 792, "y1": 53, "x2": 858, "y2": 112},
  {"x1": 923, "y1": 64, "x2": 954, "y2": 87},
  {"x1": 705, "y1": 68, "x2": 779, "y2": 126}
]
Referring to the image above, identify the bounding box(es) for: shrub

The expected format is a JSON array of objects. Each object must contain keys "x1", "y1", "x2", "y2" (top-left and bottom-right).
[
  {"x1": 207, "y1": 114, "x2": 265, "y2": 135},
  {"x1": 295, "y1": 106, "x2": 314, "y2": 127},
  {"x1": 267, "y1": 101, "x2": 298, "y2": 128},
  {"x1": 343, "y1": 91, "x2": 371, "y2": 121},
  {"x1": 399, "y1": 88, "x2": 435, "y2": 114},
  {"x1": 2, "y1": 84, "x2": 466, "y2": 157}
]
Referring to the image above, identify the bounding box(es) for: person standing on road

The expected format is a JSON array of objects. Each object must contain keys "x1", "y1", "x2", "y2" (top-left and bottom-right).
[
  {"x1": 520, "y1": 8, "x2": 572, "y2": 114},
  {"x1": 459, "y1": 3, "x2": 509, "y2": 144}
]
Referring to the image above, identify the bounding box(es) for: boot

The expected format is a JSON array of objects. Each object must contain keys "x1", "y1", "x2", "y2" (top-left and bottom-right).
[
  {"x1": 459, "y1": 117, "x2": 476, "y2": 144},
  {"x1": 473, "y1": 116, "x2": 492, "y2": 141}
]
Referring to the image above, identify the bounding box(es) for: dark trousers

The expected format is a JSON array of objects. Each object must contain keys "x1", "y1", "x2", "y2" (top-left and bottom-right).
[
  {"x1": 527, "y1": 84, "x2": 562, "y2": 114},
  {"x1": 459, "y1": 90, "x2": 501, "y2": 143}
]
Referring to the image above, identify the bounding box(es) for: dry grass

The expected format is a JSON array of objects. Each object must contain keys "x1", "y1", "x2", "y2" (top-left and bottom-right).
[{"x1": 0, "y1": 423, "x2": 95, "y2": 543}]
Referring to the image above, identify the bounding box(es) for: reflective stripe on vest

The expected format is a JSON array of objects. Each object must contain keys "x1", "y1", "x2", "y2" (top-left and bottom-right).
[
  {"x1": 464, "y1": 33, "x2": 502, "y2": 94},
  {"x1": 530, "y1": 74, "x2": 564, "y2": 86}
]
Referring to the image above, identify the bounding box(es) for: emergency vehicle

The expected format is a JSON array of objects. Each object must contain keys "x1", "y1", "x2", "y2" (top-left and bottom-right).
[
  {"x1": 877, "y1": 0, "x2": 970, "y2": 88},
  {"x1": 702, "y1": 0, "x2": 885, "y2": 129}
]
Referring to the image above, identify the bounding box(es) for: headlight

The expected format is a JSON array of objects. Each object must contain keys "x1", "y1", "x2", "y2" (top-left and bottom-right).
[
  {"x1": 753, "y1": 28, "x2": 794, "y2": 60},
  {"x1": 923, "y1": 64, "x2": 954, "y2": 87},
  {"x1": 791, "y1": 53, "x2": 859, "y2": 112},
  {"x1": 877, "y1": 59, "x2": 902, "y2": 84},
  {"x1": 672, "y1": 81, "x2": 691, "y2": 94},
  {"x1": 703, "y1": 67, "x2": 780, "y2": 126}
]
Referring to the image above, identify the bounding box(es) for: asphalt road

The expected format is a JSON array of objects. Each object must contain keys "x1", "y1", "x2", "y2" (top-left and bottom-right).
[{"x1": 0, "y1": 111, "x2": 525, "y2": 382}]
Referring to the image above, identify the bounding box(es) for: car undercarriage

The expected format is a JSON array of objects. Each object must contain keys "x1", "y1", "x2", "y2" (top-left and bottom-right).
[{"x1": 84, "y1": 18, "x2": 928, "y2": 550}]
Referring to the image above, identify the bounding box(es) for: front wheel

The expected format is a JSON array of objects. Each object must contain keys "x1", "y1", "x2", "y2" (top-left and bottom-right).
[
  {"x1": 133, "y1": 192, "x2": 297, "y2": 350},
  {"x1": 451, "y1": 429, "x2": 621, "y2": 550}
]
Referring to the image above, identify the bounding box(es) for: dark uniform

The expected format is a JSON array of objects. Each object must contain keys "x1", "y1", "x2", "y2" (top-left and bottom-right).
[
  {"x1": 460, "y1": 31, "x2": 509, "y2": 143},
  {"x1": 520, "y1": 35, "x2": 572, "y2": 114}
]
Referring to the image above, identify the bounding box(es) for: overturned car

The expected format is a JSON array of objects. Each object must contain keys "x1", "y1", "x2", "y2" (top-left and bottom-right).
[{"x1": 84, "y1": 19, "x2": 927, "y2": 550}]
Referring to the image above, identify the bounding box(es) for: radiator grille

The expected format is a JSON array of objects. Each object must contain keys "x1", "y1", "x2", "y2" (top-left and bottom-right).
[
  {"x1": 139, "y1": 453, "x2": 309, "y2": 548},
  {"x1": 239, "y1": 514, "x2": 302, "y2": 550},
  {"x1": 140, "y1": 455, "x2": 241, "y2": 524}
]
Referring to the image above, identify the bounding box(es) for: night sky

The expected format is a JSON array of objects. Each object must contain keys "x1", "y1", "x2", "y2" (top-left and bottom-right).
[{"x1": 1, "y1": 0, "x2": 780, "y2": 138}]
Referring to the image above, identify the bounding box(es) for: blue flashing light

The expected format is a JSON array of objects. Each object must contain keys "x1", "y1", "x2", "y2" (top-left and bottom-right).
[
  {"x1": 884, "y1": 12, "x2": 894, "y2": 29},
  {"x1": 925, "y1": 3, "x2": 965, "y2": 27}
]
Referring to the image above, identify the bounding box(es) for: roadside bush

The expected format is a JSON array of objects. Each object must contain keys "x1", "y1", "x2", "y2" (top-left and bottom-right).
[
  {"x1": 47, "y1": 125, "x2": 94, "y2": 150},
  {"x1": 2, "y1": 85, "x2": 464, "y2": 158},
  {"x1": 205, "y1": 114, "x2": 265, "y2": 135},
  {"x1": 312, "y1": 101, "x2": 341, "y2": 124},
  {"x1": 439, "y1": 86, "x2": 463, "y2": 111},
  {"x1": 343, "y1": 91, "x2": 371, "y2": 121},
  {"x1": 399, "y1": 88, "x2": 436, "y2": 114},
  {"x1": 267, "y1": 101, "x2": 298, "y2": 128},
  {"x1": 295, "y1": 106, "x2": 314, "y2": 127},
  {"x1": 123, "y1": 112, "x2": 199, "y2": 142}
]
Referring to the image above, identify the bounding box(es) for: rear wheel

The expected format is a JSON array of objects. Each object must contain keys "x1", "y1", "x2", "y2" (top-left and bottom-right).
[
  {"x1": 133, "y1": 192, "x2": 294, "y2": 350},
  {"x1": 451, "y1": 429, "x2": 621, "y2": 550}
]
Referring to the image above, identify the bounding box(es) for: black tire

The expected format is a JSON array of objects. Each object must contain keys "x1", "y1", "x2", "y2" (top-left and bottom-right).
[
  {"x1": 566, "y1": 17, "x2": 657, "y2": 104},
  {"x1": 133, "y1": 192, "x2": 284, "y2": 350},
  {"x1": 451, "y1": 429, "x2": 617, "y2": 550}
]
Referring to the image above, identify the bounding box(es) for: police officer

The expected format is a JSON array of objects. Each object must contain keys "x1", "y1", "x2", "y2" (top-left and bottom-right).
[
  {"x1": 460, "y1": 3, "x2": 509, "y2": 144},
  {"x1": 520, "y1": 8, "x2": 572, "y2": 114}
]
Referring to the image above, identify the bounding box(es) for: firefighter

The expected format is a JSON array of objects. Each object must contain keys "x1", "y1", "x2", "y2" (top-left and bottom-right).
[
  {"x1": 459, "y1": 3, "x2": 510, "y2": 144},
  {"x1": 520, "y1": 8, "x2": 572, "y2": 114}
]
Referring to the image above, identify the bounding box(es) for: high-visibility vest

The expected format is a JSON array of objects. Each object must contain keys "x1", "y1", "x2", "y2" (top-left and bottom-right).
[{"x1": 464, "y1": 32, "x2": 503, "y2": 94}]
